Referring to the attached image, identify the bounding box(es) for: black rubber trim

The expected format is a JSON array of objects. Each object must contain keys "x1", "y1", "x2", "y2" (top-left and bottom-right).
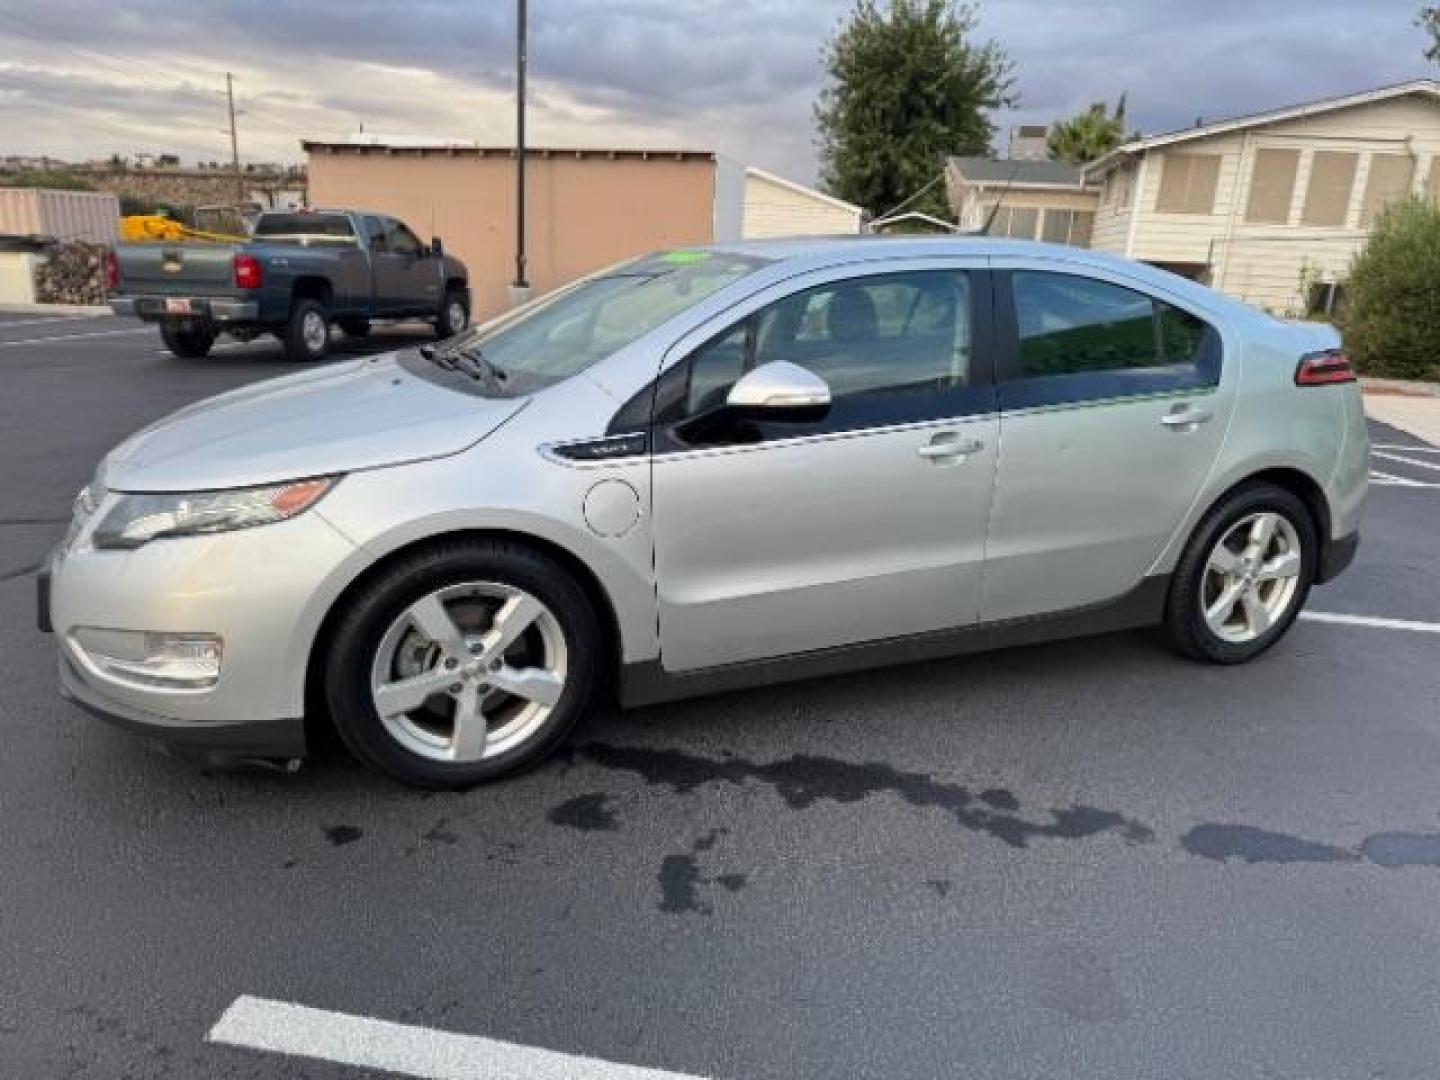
[
  {"x1": 1316, "y1": 530, "x2": 1359, "y2": 584},
  {"x1": 35, "y1": 568, "x2": 52, "y2": 633},
  {"x1": 60, "y1": 654, "x2": 306, "y2": 759},
  {"x1": 620, "y1": 574, "x2": 1170, "y2": 707}
]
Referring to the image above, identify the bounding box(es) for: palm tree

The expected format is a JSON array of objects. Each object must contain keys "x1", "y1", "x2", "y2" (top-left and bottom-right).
[{"x1": 1046, "y1": 96, "x2": 1130, "y2": 165}]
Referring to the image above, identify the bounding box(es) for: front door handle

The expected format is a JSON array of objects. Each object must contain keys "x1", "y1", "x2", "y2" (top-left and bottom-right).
[
  {"x1": 918, "y1": 433, "x2": 984, "y2": 461},
  {"x1": 1160, "y1": 404, "x2": 1214, "y2": 429}
]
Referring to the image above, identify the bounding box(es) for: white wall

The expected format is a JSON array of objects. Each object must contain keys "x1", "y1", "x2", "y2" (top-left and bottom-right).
[{"x1": 742, "y1": 171, "x2": 861, "y2": 238}]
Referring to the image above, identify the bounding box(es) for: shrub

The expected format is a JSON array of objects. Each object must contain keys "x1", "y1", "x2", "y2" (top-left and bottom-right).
[{"x1": 1341, "y1": 196, "x2": 1440, "y2": 382}]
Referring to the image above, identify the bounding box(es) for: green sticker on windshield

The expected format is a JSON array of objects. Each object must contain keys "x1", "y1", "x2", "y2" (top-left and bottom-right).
[{"x1": 660, "y1": 250, "x2": 709, "y2": 264}]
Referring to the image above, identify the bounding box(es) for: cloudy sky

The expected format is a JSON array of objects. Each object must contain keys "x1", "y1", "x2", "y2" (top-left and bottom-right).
[{"x1": 0, "y1": 1, "x2": 1434, "y2": 184}]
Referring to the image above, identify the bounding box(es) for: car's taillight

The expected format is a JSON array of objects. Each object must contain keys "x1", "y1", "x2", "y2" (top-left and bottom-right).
[
  {"x1": 232, "y1": 254, "x2": 263, "y2": 290},
  {"x1": 1295, "y1": 349, "x2": 1355, "y2": 386},
  {"x1": 103, "y1": 249, "x2": 118, "y2": 291}
]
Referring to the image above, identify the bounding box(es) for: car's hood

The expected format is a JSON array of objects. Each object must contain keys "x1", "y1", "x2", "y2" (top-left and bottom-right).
[{"x1": 103, "y1": 352, "x2": 526, "y2": 492}]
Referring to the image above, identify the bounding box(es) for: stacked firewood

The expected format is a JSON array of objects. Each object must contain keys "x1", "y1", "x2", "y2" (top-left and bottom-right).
[{"x1": 34, "y1": 242, "x2": 108, "y2": 305}]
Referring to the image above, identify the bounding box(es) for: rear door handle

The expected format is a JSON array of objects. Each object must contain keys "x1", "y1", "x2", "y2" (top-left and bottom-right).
[
  {"x1": 1160, "y1": 404, "x2": 1213, "y2": 429},
  {"x1": 918, "y1": 433, "x2": 984, "y2": 461}
]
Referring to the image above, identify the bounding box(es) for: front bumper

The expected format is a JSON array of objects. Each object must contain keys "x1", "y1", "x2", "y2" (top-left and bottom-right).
[
  {"x1": 110, "y1": 296, "x2": 260, "y2": 322},
  {"x1": 42, "y1": 500, "x2": 359, "y2": 758},
  {"x1": 60, "y1": 650, "x2": 305, "y2": 758}
]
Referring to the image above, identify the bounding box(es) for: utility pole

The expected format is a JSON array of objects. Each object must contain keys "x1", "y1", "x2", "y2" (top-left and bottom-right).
[
  {"x1": 225, "y1": 72, "x2": 244, "y2": 206},
  {"x1": 509, "y1": 0, "x2": 530, "y2": 305}
]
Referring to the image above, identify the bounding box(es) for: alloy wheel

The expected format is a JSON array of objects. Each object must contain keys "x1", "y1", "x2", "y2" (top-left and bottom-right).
[
  {"x1": 302, "y1": 309, "x2": 328, "y2": 353},
  {"x1": 1200, "y1": 512, "x2": 1303, "y2": 644},
  {"x1": 369, "y1": 582, "x2": 568, "y2": 763}
]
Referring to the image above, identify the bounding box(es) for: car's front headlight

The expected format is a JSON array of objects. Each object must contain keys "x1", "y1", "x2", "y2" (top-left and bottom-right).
[{"x1": 91, "y1": 477, "x2": 338, "y2": 550}]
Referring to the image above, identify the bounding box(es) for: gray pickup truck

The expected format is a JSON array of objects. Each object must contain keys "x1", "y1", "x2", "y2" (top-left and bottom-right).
[{"x1": 109, "y1": 209, "x2": 471, "y2": 361}]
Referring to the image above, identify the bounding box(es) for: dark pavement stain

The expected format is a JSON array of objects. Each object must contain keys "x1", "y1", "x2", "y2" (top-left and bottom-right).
[
  {"x1": 658, "y1": 829, "x2": 740, "y2": 915},
  {"x1": 423, "y1": 818, "x2": 458, "y2": 845},
  {"x1": 0, "y1": 562, "x2": 40, "y2": 583},
  {"x1": 323, "y1": 824, "x2": 364, "y2": 847},
  {"x1": 581, "y1": 743, "x2": 1154, "y2": 850},
  {"x1": 1181, "y1": 824, "x2": 1440, "y2": 869},
  {"x1": 1181, "y1": 824, "x2": 1359, "y2": 864},
  {"x1": 1359, "y1": 832, "x2": 1440, "y2": 869},
  {"x1": 546, "y1": 793, "x2": 618, "y2": 832},
  {"x1": 924, "y1": 878, "x2": 953, "y2": 897}
]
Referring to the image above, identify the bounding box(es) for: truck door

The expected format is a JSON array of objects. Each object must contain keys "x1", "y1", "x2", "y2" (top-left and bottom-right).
[{"x1": 384, "y1": 220, "x2": 442, "y2": 316}]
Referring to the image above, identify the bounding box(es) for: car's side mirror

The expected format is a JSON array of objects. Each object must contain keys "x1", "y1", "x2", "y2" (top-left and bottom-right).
[
  {"x1": 430, "y1": 236, "x2": 444, "y2": 257},
  {"x1": 725, "y1": 361, "x2": 832, "y2": 419}
]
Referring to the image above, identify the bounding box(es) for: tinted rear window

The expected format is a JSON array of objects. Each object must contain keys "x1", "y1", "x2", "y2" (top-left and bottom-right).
[{"x1": 253, "y1": 214, "x2": 355, "y2": 238}]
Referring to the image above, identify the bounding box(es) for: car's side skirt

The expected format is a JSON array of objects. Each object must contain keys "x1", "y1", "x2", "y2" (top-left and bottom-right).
[{"x1": 619, "y1": 574, "x2": 1172, "y2": 708}]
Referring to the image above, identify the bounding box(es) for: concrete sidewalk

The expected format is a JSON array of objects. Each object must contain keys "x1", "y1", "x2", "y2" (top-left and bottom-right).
[{"x1": 1361, "y1": 378, "x2": 1440, "y2": 446}]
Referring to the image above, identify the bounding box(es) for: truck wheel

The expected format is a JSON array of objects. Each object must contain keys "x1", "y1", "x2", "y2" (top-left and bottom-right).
[
  {"x1": 434, "y1": 290, "x2": 469, "y2": 340},
  {"x1": 284, "y1": 299, "x2": 331, "y2": 362},
  {"x1": 336, "y1": 317, "x2": 370, "y2": 339},
  {"x1": 159, "y1": 322, "x2": 215, "y2": 359}
]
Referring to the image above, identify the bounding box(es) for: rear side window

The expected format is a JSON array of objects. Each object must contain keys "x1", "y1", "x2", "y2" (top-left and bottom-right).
[{"x1": 1004, "y1": 271, "x2": 1219, "y2": 406}]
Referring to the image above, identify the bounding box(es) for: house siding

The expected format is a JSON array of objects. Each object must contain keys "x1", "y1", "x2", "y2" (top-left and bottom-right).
[
  {"x1": 1111, "y1": 94, "x2": 1440, "y2": 313},
  {"x1": 742, "y1": 173, "x2": 861, "y2": 238},
  {"x1": 1088, "y1": 159, "x2": 1137, "y2": 255}
]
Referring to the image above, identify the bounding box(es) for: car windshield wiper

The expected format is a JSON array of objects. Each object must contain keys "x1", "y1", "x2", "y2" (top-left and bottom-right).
[{"x1": 418, "y1": 342, "x2": 508, "y2": 387}]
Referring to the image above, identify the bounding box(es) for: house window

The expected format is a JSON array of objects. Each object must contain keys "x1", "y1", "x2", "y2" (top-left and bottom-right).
[
  {"x1": 1244, "y1": 148, "x2": 1300, "y2": 224},
  {"x1": 1302, "y1": 150, "x2": 1359, "y2": 228},
  {"x1": 1360, "y1": 153, "x2": 1416, "y2": 228},
  {"x1": 1156, "y1": 152, "x2": 1221, "y2": 214},
  {"x1": 987, "y1": 206, "x2": 1040, "y2": 239},
  {"x1": 1038, "y1": 209, "x2": 1095, "y2": 246}
]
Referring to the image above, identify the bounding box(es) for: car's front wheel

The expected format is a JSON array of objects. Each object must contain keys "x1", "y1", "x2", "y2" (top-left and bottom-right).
[
  {"x1": 1163, "y1": 483, "x2": 1316, "y2": 663},
  {"x1": 435, "y1": 290, "x2": 469, "y2": 340},
  {"x1": 324, "y1": 540, "x2": 601, "y2": 788}
]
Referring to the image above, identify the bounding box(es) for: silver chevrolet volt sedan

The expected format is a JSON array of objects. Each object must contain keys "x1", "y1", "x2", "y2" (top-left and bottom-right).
[{"x1": 40, "y1": 238, "x2": 1368, "y2": 788}]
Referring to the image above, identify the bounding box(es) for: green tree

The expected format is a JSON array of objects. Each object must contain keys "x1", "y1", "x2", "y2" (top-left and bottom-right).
[
  {"x1": 1419, "y1": 6, "x2": 1440, "y2": 61},
  {"x1": 816, "y1": 0, "x2": 1015, "y2": 218},
  {"x1": 1046, "y1": 96, "x2": 1130, "y2": 164},
  {"x1": 1341, "y1": 196, "x2": 1440, "y2": 381}
]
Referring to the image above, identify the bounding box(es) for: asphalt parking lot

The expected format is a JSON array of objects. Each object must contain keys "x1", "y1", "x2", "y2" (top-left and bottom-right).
[{"x1": 2, "y1": 309, "x2": 1439, "y2": 1080}]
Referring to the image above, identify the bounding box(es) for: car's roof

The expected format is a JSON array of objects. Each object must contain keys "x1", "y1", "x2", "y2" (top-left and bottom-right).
[{"x1": 702, "y1": 235, "x2": 1258, "y2": 323}]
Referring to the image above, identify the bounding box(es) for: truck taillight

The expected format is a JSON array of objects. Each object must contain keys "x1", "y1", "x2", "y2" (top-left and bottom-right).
[
  {"x1": 103, "y1": 249, "x2": 118, "y2": 291},
  {"x1": 1295, "y1": 349, "x2": 1356, "y2": 386},
  {"x1": 232, "y1": 254, "x2": 263, "y2": 290}
]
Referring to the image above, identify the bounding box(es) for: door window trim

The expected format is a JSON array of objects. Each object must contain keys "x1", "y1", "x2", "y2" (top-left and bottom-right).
[
  {"x1": 607, "y1": 264, "x2": 1000, "y2": 450},
  {"x1": 992, "y1": 268, "x2": 1223, "y2": 412}
]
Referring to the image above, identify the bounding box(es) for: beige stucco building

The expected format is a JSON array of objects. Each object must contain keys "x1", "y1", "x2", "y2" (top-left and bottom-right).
[
  {"x1": 1084, "y1": 80, "x2": 1440, "y2": 314},
  {"x1": 305, "y1": 140, "x2": 720, "y2": 318}
]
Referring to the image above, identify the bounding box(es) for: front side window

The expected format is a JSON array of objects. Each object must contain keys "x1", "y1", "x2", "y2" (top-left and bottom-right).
[
  {"x1": 388, "y1": 221, "x2": 423, "y2": 256},
  {"x1": 1003, "y1": 271, "x2": 1219, "y2": 407},
  {"x1": 665, "y1": 270, "x2": 981, "y2": 441}
]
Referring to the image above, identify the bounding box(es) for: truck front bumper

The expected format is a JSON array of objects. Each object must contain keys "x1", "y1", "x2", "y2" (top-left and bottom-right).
[{"x1": 110, "y1": 297, "x2": 260, "y2": 322}]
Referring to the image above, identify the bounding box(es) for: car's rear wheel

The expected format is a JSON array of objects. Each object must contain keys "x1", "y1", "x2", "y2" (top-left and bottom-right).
[
  {"x1": 159, "y1": 321, "x2": 215, "y2": 359},
  {"x1": 1163, "y1": 483, "x2": 1316, "y2": 663},
  {"x1": 283, "y1": 298, "x2": 331, "y2": 362},
  {"x1": 324, "y1": 540, "x2": 600, "y2": 789},
  {"x1": 435, "y1": 290, "x2": 469, "y2": 340}
]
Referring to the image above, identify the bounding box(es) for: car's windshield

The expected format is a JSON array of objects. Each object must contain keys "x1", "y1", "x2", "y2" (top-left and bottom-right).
[
  {"x1": 444, "y1": 250, "x2": 772, "y2": 393},
  {"x1": 252, "y1": 213, "x2": 357, "y2": 245}
]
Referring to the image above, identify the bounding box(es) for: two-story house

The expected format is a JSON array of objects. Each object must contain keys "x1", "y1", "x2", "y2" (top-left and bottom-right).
[{"x1": 1084, "y1": 79, "x2": 1440, "y2": 314}]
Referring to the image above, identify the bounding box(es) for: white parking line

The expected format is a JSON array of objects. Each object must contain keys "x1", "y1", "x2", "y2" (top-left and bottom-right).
[
  {"x1": 0, "y1": 313, "x2": 105, "y2": 330},
  {"x1": 1369, "y1": 470, "x2": 1440, "y2": 489},
  {"x1": 208, "y1": 996, "x2": 708, "y2": 1080},
  {"x1": 0, "y1": 327, "x2": 150, "y2": 348},
  {"x1": 1301, "y1": 611, "x2": 1440, "y2": 635},
  {"x1": 1372, "y1": 443, "x2": 1440, "y2": 454},
  {"x1": 1372, "y1": 450, "x2": 1440, "y2": 473}
]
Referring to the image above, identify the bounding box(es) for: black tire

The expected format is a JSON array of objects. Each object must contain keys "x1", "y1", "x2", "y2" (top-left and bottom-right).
[
  {"x1": 335, "y1": 316, "x2": 371, "y2": 338},
  {"x1": 324, "y1": 539, "x2": 601, "y2": 789},
  {"x1": 434, "y1": 289, "x2": 469, "y2": 340},
  {"x1": 1162, "y1": 482, "x2": 1317, "y2": 664},
  {"x1": 159, "y1": 321, "x2": 215, "y2": 359},
  {"x1": 283, "y1": 297, "x2": 331, "y2": 362}
]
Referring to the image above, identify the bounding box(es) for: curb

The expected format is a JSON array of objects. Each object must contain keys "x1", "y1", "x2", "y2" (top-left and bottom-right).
[{"x1": 0, "y1": 301, "x2": 111, "y2": 316}]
